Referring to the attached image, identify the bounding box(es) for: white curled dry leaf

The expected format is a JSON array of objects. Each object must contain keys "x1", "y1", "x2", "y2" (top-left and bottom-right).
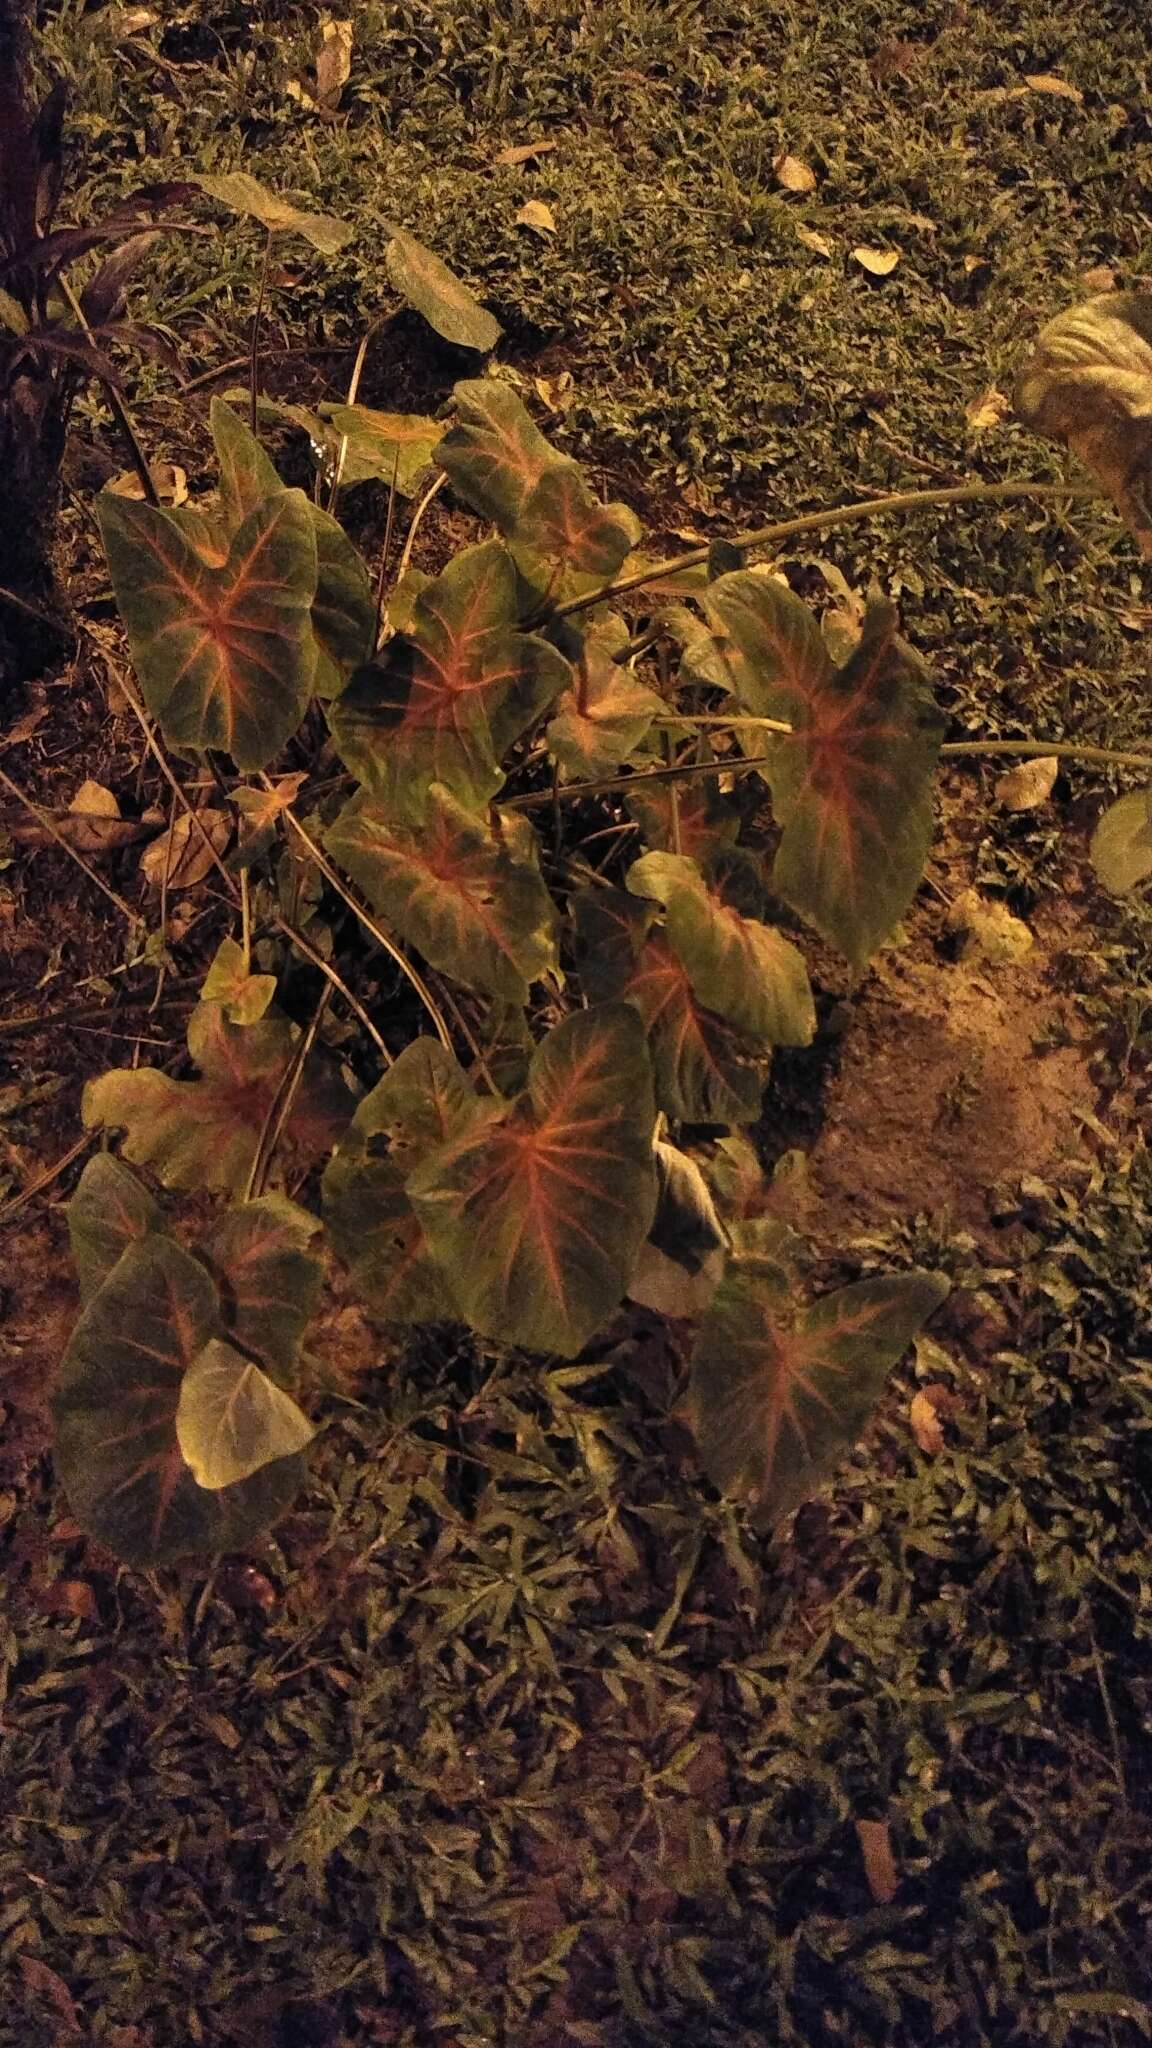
[{"x1": 1014, "y1": 291, "x2": 1152, "y2": 560}]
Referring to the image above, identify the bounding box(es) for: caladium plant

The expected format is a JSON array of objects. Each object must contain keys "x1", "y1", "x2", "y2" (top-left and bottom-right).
[{"x1": 48, "y1": 347, "x2": 982, "y2": 1567}]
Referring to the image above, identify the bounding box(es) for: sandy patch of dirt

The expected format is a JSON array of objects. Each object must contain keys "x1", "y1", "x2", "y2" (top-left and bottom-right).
[{"x1": 808, "y1": 943, "x2": 1101, "y2": 1243}]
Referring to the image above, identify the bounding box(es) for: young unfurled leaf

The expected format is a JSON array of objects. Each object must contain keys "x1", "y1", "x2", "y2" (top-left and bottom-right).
[
  {"x1": 83, "y1": 1002, "x2": 352, "y2": 1195},
  {"x1": 201, "y1": 1194, "x2": 323, "y2": 1376},
  {"x1": 195, "y1": 171, "x2": 352, "y2": 253},
  {"x1": 176, "y1": 1337, "x2": 315, "y2": 1489},
  {"x1": 627, "y1": 850, "x2": 816, "y2": 1047},
  {"x1": 1015, "y1": 292, "x2": 1152, "y2": 559},
  {"x1": 319, "y1": 404, "x2": 442, "y2": 493},
  {"x1": 97, "y1": 489, "x2": 319, "y2": 771},
  {"x1": 687, "y1": 1260, "x2": 949, "y2": 1529},
  {"x1": 513, "y1": 460, "x2": 641, "y2": 579},
  {"x1": 705, "y1": 575, "x2": 943, "y2": 968},
  {"x1": 53, "y1": 1237, "x2": 306, "y2": 1565},
  {"x1": 200, "y1": 935, "x2": 277, "y2": 1024},
  {"x1": 435, "y1": 379, "x2": 561, "y2": 529},
  {"x1": 328, "y1": 539, "x2": 569, "y2": 818},
  {"x1": 385, "y1": 227, "x2": 501, "y2": 352},
  {"x1": 1090, "y1": 786, "x2": 1152, "y2": 895},
  {"x1": 409, "y1": 1005, "x2": 658, "y2": 1357},
  {"x1": 323, "y1": 1038, "x2": 483, "y2": 1323},
  {"x1": 67, "y1": 1153, "x2": 163, "y2": 1304},
  {"x1": 546, "y1": 621, "x2": 664, "y2": 779},
  {"x1": 573, "y1": 887, "x2": 768, "y2": 1125},
  {"x1": 326, "y1": 784, "x2": 559, "y2": 1002}
]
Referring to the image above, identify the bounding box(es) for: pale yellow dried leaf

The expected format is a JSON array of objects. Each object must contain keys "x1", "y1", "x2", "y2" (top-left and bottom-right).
[
  {"x1": 69, "y1": 779, "x2": 120, "y2": 820},
  {"x1": 796, "y1": 226, "x2": 833, "y2": 259},
  {"x1": 909, "y1": 1388, "x2": 945, "y2": 1455},
  {"x1": 1024, "y1": 72, "x2": 1083, "y2": 104},
  {"x1": 515, "y1": 199, "x2": 557, "y2": 234},
  {"x1": 965, "y1": 386, "x2": 1011, "y2": 431},
  {"x1": 851, "y1": 246, "x2": 900, "y2": 277},
  {"x1": 315, "y1": 17, "x2": 353, "y2": 111},
  {"x1": 995, "y1": 755, "x2": 1058, "y2": 811},
  {"x1": 774, "y1": 152, "x2": 816, "y2": 193},
  {"x1": 495, "y1": 139, "x2": 556, "y2": 166},
  {"x1": 1080, "y1": 265, "x2": 1117, "y2": 295}
]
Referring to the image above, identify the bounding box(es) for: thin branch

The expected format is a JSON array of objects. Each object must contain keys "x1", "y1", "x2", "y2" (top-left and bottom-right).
[
  {"x1": 0, "y1": 1132, "x2": 95, "y2": 1227},
  {"x1": 245, "y1": 984, "x2": 332, "y2": 1201},
  {"x1": 274, "y1": 913, "x2": 393, "y2": 1066},
  {"x1": 502, "y1": 753, "x2": 773, "y2": 809}
]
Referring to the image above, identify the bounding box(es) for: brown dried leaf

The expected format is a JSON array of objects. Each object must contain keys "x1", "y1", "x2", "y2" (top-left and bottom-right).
[
  {"x1": 774, "y1": 152, "x2": 816, "y2": 193},
  {"x1": 856, "y1": 1818, "x2": 900, "y2": 1903},
  {"x1": 107, "y1": 462, "x2": 187, "y2": 506},
  {"x1": 1023, "y1": 72, "x2": 1083, "y2": 104},
  {"x1": 909, "y1": 1387, "x2": 945, "y2": 1455},
  {"x1": 1014, "y1": 291, "x2": 1152, "y2": 560},
  {"x1": 796, "y1": 226, "x2": 833, "y2": 259},
  {"x1": 140, "y1": 808, "x2": 230, "y2": 889},
  {"x1": 515, "y1": 198, "x2": 557, "y2": 234},
  {"x1": 851, "y1": 246, "x2": 900, "y2": 277},
  {"x1": 1081, "y1": 264, "x2": 1117, "y2": 295},
  {"x1": 494, "y1": 139, "x2": 556, "y2": 166},
  {"x1": 315, "y1": 17, "x2": 353, "y2": 112},
  {"x1": 965, "y1": 385, "x2": 1011, "y2": 432},
  {"x1": 995, "y1": 755, "x2": 1058, "y2": 811}
]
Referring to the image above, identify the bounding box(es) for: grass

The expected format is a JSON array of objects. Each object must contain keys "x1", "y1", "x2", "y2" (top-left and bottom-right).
[{"x1": 2, "y1": 0, "x2": 1152, "y2": 2040}]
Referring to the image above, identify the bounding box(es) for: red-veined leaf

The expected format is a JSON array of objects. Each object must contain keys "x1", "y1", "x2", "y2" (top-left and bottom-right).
[
  {"x1": 328, "y1": 539, "x2": 569, "y2": 817},
  {"x1": 201, "y1": 1195, "x2": 322, "y2": 1377},
  {"x1": 385, "y1": 227, "x2": 501, "y2": 351},
  {"x1": 546, "y1": 619, "x2": 664, "y2": 779},
  {"x1": 688, "y1": 1262, "x2": 949, "y2": 1529},
  {"x1": 210, "y1": 395, "x2": 282, "y2": 526},
  {"x1": 175, "y1": 1336, "x2": 314, "y2": 1489},
  {"x1": 409, "y1": 1004, "x2": 658, "y2": 1357},
  {"x1": 573, "y1": 887, "x2": 768, "y2": 1124},
  {"x1": 67, "y1": 1153, "x2": 163, "y2": 1304},
  {"x1": 96, "y1": 487, "x2": 319, "y2": 770},
  {"x1": 435, "y1": 378, "x2": 560, "y2": 529},
  {"x1": 52, "y1": 1237, "x2": 307, "y2": 1565},
  {"x1": 513, "y1": 459, "x2": 641, "y2": 578},
  {"x1": 627, "y1": 849, "x2": 815, "y2": 1046},
  {"x1": 82, "y1": 1001, "x2": 353, "y2": 1196},
  {"x1": 705, "y1": 574, "x2": 943, "y2": 968},
  {"x1": 326, "y1": 783, "x2": 559, "y2": 1002},
  {"x1": 323, "y1": 1038, "x2": 486, "y2": 1323}
]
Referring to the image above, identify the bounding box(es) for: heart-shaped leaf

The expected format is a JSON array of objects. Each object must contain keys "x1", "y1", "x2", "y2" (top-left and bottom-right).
[
  {"x1": 97, "y1": 488, "x2": 319, "y2": 770},
  {"x1": 319, "y1": 403, "x2": 442, "y2": 492},
  {"x1": 196, "y1": 170, "x2": 352, "y2": 253},
  {"x1": 627, "y1": 850, "x2": 816, "y2": 1047},
  {"x1": 201, "y1": 1195, "x2": 323, "y2": 1377},
  {"x1": 323, "y1": 1038, "x2": 485, "y2": 1323},
  {"x1": 705, "y1": 575, "x2": 943, "y2": 968},
  {"x1": 1015, "y1": 292, "x2": 1152, "y2": 558},
  {"x1": 1090, "y1": 786, "x2": 1152, "y2": 894},
  {"x1": 409, "y1": 1004, "x2": 658, "y2": 1357},
  {"x1": 175, "y1": 1336, "x2": 314, "y2": 1489},
  {"x1": 67, "y1": 1153, "x2": 163, "y2": 1304},
  {"x1": 435, "y1": 379, "x2": 560, "y2": 529},
  {"x1": 546, "y1": 622, "x2": 664, "y2": 779},
  {"x1": 83, "y1": 1002, "x2": 352, "y2": 1195},
  {"x1": 688, "y1": 1260, "x2": 949, "y2": 1529},
  {"x1": 385, "y1": 227, "x2": 501, "y2": 352},
  {"x1": 574, "y1": 887, "x2": 768, "y2": 1125},
  {"x1": 513, "y1": 460, "x2": 641, "y2": 579},
  {"x1": 205, "y1": 401, "x2": 374, "y2": 699},
  {"x1": 328, "y1": 539, "x2": 569, "y2": 818},
  {"x1": 326, "y1": 784, "x2": 559, "y2": 1002},
  {"x1": 52, "y1": 1237, "x2": 307, "y2": 1565}
]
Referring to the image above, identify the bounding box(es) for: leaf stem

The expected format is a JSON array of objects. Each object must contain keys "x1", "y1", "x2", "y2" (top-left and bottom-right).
[
  {"x1": 556, "y1": 480, "x2": 1095, "y2": 620},
  {"x1": 940, "y1": 739, "x2": 1152, "y2": 771},
  {"x1": 249, "y1": 226, "x2": 274, "y2": 435},
  {"x1": 56, "y1": 273, "x2": 158, "y2": 507}
]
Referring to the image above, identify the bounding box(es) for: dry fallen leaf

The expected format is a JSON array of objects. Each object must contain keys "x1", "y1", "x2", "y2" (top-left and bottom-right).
[
  {"x1": 1024, "y1": 72, "x2": 1084, "y2": 104},
  {"x1": 946, "y1": 887, "x2": 1034, "y2": 964},
  {"x1": 851, "y1": 246, "x2": 900, "y2": 277},
  {"x1": 1080, "y1": 264, "x2": 1117, "y2": 295},
  {"x1": 796, "y1": 226, "x2": 833, "y2": 259},
  {"x1": 495, "y1": 139, "x2": 556, "y2": 166},
  {"x1": 107, "y1": 462, "x2": 187, "y2": 507},
  {"x1": 856, "y1": 1818, "x2": 900, "y2": 1904},
  {"x1": 995, "y1": 755, "x2": 1058, "y2": 811},
  {"x1": 515, "y1": 199, "x2": 557, "y2": 234},
  {"x1": 774, "y1": 152, "x2": 816, "y2": 193},
  {"x1": 965, "y1": 385, "x2": 1011, "y2": 431},
  {"x1": 909, "y1": 1388, "x2": 946, "y2": 1455},
  {"x1": 0, "y1": 690, "x2": 48, "y2": 751},
  {"x1": 315, "y1": 17, "x2": 353, "y2": 114},
  {"x1": 1014, "y1": 291, "x2": 1152, "y2": 560},
  {"x1": 140, "y1": 809, "x2": 230, "y2": 890},
  {"x1": 534, "y1": 370, "x2": 575, "y2": 412},
  {"x1": 65, "y1": 779, "x2": 128, "y2": 853}
]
